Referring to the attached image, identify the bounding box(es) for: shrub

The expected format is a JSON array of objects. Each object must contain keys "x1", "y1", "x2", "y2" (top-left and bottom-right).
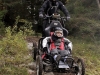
[
  {"x1": 0, "y1": 13, "x2": 34, "y2": 74},
  {"x1": 0, "y1": 27, "x2": 31, "y2": 75},
  {"x1": 0, "y1": 10, "x2": 7, "y2": 35}
]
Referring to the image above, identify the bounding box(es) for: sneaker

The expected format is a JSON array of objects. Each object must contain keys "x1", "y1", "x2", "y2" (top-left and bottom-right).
[{"x1": 56, "y1": 55, "x2": 61, "y2": 62}]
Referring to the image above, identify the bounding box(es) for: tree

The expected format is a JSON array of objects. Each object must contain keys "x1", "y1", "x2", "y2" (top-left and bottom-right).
[{"x1": 96, "y1": 0, "x2": 100, "y2": 14}]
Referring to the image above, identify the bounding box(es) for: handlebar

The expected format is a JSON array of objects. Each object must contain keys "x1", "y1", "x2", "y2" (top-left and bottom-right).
[
  {"x1": 43, "y1": 14, "x2": 68, "y2": 27},
  {"x1": 44, "y1": 14, "x2": 67, "y2": 21}
]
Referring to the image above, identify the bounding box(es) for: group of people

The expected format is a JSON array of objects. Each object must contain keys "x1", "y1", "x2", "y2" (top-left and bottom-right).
[{"x1": 39, "y1": 0, "x2": 72, "y2": 63}]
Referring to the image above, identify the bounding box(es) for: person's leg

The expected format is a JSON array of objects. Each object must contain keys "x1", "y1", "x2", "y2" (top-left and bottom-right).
[
  {"x1": 60, "y1": 50, "x2": 72, "y2": 67},
  {"x1": 50, "y1": 49, "x2": 58, "y2": 55},
  {"x1": 58, "y1": 50, "x2": 70, "y2": 62},
  {"x1": 45, "y1": 26, "x2": 50, "y2": 37},
  {"x1": 44, "y1": 20, "x2": 51, "y2": 37},
  {"x1": 60, "y1": 50, "x2": 70, "y2": 57},
  {"x1": 50, "y1": 49, "x2": 61, "y2": 63},
  {"x1": 42, "y1": 20, "x2": 47, "y2": 37}
]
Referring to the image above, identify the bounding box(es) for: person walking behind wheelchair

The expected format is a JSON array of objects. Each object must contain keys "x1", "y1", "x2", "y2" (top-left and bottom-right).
[
  {"x1": 39, "y1": 0, "x2": 70, "y2": 37},
  {"x1": 42, "y1": 27, "x2": 72, "y2": 63}
]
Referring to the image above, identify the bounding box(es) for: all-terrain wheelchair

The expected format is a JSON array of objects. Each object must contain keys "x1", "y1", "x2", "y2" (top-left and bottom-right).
[{"x1": 33, "y1": 14, "x2": 85, "y2": 75}]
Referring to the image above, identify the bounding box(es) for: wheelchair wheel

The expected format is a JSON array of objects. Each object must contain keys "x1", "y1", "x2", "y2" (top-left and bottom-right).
[
  {"x1": 38, "y1": 37, "x2": 44, "y2": 50},
  {"x1": 32, "y1": 41, "x2": 38, "y2": 61},
  {"x1": 75, "y1": 58, "x2": 85, "y2": 75},
  {"x1": 36, "y1": 55, "x2": 43, "y2": 75},
  {"x1": 32, "y1": 47, "x2": 38, "y2": 61}
]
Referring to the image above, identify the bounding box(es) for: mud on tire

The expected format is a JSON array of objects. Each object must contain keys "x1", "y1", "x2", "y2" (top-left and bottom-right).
[
  {"x1": 32, "y1": 41, "x2": 38, "y2": 61},
  {"x1": 36, "y1": 55, "x2": 43, "y2": 75},
  {"x1": 32, "y1": 47, "x2": 38, "y2": 61},
  {"x1": 75, "y1": 58, "x2": 85, "y2": 75}
]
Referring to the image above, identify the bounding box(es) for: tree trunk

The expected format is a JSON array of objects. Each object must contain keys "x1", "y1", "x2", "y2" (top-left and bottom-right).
[{"x1": 96, "y1": 0, "x2": 100, "y2": 14}]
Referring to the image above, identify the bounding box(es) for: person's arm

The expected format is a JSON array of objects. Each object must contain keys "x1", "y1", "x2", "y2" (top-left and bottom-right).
[
  {"x1": 39, "y1": 1, "x2": 48, "y2": 15},
  {"x1": 42, "y1": 37, "x2": 51, "y2": 48},
  {"x1": 58, "y1": 1, "x2": 70, "y2": 17},
  {"x1": 68, "y1": 41, "x2": 73, "y2": 51},
  {"x1": 64, "y1": 38, "x2": 73, "y2": 51},
  {"x1": 42, "y1": 37, "x2": 51, "y2": 52}
]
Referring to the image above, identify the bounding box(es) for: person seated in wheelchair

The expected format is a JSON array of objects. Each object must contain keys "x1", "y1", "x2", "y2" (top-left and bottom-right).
[{"x1": 42, "y1": 27, "x2": 72, "y2": 64}]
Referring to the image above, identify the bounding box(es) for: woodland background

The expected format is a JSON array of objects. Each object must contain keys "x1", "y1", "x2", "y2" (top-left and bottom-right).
[{"x1": 0, "y1": 0, "x2": 100, "y2": 75}]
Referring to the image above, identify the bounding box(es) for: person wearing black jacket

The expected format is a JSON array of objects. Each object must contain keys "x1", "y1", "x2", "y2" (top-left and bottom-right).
[{"x1": 39, "y1": 0, "x2": 70, "y2": 37}]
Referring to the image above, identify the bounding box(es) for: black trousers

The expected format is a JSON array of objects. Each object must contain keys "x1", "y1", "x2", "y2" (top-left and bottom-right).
[{"x1": 42, "y1": 20, "x2": 49, "y2": 37}]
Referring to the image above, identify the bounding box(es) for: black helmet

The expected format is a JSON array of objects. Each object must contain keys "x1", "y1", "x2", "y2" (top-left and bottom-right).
[
  {"x1": 49, "y1": 0, "x2": 58, "y2": 6},
  {"x1": 54, "y1": 27, "x2": 63, "y2": 38}
]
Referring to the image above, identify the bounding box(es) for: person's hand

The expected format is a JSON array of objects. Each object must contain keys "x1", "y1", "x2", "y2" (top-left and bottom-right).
[
  {"x1": 39, "y1": 14, "x2": 43, "y2": 18},
  {"x1": 43, "y1": 47, "x2": 47, "y2": 52},
  {"x1": 65, "y1": 41, "x2": 69, "y2": 45},
  {"x1": 66, "y1": 16, "x2": 70, "y2": 21}
]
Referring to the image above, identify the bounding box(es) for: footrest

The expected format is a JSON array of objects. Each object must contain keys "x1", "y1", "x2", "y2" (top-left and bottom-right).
[{"x1": 58, "y1": 61, "x2": 69, "y2": 68}]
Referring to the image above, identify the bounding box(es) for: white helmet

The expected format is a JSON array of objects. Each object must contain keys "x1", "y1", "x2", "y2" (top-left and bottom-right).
[{"x1": 54, "y1": 27, "x2": 63, "y2": 38}]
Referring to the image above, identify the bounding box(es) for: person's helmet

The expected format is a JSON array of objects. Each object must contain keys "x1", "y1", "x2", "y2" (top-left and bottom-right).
[
  {"x1": 54, "y1": 27, "x2": 63, "y2": 38},
  {"x1": 49, "y1": 0, "x2": 57, "y2": 6}
]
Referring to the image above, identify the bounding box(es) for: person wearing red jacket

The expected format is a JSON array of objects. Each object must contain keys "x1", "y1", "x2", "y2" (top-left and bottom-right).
[{"x1": 42, "y1": 27, "x2": 72, "y2": 63}]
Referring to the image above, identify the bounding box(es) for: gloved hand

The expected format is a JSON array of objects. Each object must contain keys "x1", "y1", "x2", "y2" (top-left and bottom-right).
[
  {"x1": 43, "y1": 47, "x2": 47, "y2": 52},
  {"x1": 39, "y1": 14, "x2": 43, "y2": 18},
  {"x1": 66, "y1": 16, "x2": 70, "y2": 21},
  {"x1": 65, "y1": 41, "x2": 69, "y2": 45}
]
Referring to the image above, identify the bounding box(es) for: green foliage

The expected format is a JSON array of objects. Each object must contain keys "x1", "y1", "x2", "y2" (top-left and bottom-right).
[
  {"x1": 0, "y1": 10, "x2": 7, "y2": 20},
  {"x1": 67, "y1": 18, "x2": 93, "y2": 41},
  {"x1": 0, "y1": 0, "x2": 99, "y2": 75},
  {"x1": 66, "y1": 1, "x2": 100, "y2": 74},
  {"x1": 0, "y1": 10, "x2": 7, "y2": 35},
  {"x1": 65, "y1": 0, "x2": 100, "y2": 42},
  {"x1": 13, "y1": 16, "x2": 34, "y2": 36},
  {"x1": 0, "y1": 66, "x2": 28, "y2": 75},
  {"x1": 0, "y1": 12, "x2": 34, "y2": 74},
  {"x1": 67, "y1": 0, "x2": 97, "y2": 14},
  {"x1": 69, "y1": 37, "x2": 100, "y2": 75},
  {"x1": 0, "y1": 25, "x2": 33, "y2": 75},
  {"x1": 0, "y1": 21, "x2": 5, "y2": 35}
]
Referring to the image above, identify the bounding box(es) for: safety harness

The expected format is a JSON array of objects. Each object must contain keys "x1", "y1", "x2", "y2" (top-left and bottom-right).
[{"x1": 50, "y1": 38, "x2": 65, "y2": 50}]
